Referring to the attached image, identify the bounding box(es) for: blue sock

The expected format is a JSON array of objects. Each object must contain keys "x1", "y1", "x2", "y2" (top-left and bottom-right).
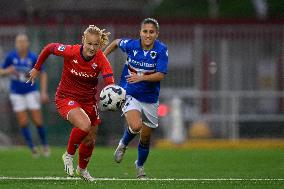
[
  {"x1": 137, "y1": 141, "x2": 150, "y2": 167},
  {"x1": 37, "y1": 126, "x2": 47, "y2": 146},
  {"x1": 37, "y1": 126, "x2": 48, "y2": 146},
  {"x1": 21, "y1": 127, "x2": 34, "y2": 150},
  {"x1": 121, "y1": 127, "x2": 136, "y2": 146}
]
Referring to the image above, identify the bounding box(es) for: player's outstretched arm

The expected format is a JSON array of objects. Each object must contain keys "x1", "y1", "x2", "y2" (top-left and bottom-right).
[{"x1": 103, "y1": 39, "x2": 121, "y2": 56}]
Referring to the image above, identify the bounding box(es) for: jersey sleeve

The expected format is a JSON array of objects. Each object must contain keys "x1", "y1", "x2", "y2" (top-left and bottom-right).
[
  {"x1": 118, "y1": 38, "x2": 132, "y2": 53},
  {"x1": 156, "y1": 46, "x2": 169, "y2": 74},
  {"x1": 2, "y1": 54, "x2": 13, "y2": 69},
  {"x1": 34, "y1": 43, "x2": 73, "y2": 71},
  {"x1": 32, "y1": 53, "x2": 45, "y2": 73},
  {"x1": 52, "y1": 43, "x2": 73, "y2": 57},
  {"x1": 99, "y1": 52, "x2": 115, "y2": 85}
]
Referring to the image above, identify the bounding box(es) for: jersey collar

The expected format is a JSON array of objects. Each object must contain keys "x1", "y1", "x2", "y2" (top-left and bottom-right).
[
  {"x1": 80, "y1": 45, "x2": 94, "y2": 62},
  {"x1": 139, "y1": 39, "x2": 157, "y2": 51}
]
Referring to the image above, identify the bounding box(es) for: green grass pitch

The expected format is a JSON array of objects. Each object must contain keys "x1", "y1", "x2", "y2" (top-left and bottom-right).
[{"x1": 0, "y1": 146, "x2": 283, "y2": 189}]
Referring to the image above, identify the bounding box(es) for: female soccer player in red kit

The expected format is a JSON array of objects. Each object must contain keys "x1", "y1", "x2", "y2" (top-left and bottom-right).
[{"x1": 27, "y1": 25, "x2": 114, "y2": 182}]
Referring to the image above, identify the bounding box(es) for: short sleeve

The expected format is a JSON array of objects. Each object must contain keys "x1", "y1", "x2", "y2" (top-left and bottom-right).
[
  {"x1": 2, "y1": 54, "x2": 13, "y2": 69},
  {"x1": 156, "y1": 46, "x2": 169, "y2": 74},
  {"x1": 100, "y1": 53, "x2": 114, "y2": 77},
  {"x1": 51, "y1": 44, "x2": 74, "y2": 58},
  {"x1": 118, "y1": 38, "x2": 132, "y2": 53},
  {"x1": 97, "y1": 51, "x2": 114, "y2": 85},
  {"x1": 31, "y1": 53, "x2": 45, "y2": 72}
]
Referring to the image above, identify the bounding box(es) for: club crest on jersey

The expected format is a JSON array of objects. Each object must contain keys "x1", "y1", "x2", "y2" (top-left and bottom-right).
[
  {"x1": 92, "y1": 63, "x2": 97, "y2": 70},
  {"x1": 150, "y1": 51, "x2": 157, "y2": 59},
  {"x1": 68, "y1": 100, "x2": 75, "y2": 106},
  {"x1": 58, "y1": 45, "x2": 66, "y2": 52}
]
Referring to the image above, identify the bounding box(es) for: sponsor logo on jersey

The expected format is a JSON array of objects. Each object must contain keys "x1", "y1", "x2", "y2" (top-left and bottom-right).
[
  {"x1": 72, "y1": 59, "x2": 78, "y2": 64},
  {"x1": 92, "y1": 63, "x2": 97, "y2": 70},
  {"x1": 70, "y1": 69, "x2": 97, "y2": 78},
  {"x1": 128, "y1": 58, "x2": 156, "y2": 68},
  {"x1": 150, "y1": 51, "x2": 157, "y2": 59},
  {"x1": 68, "y1": 100, "x2": 75, "y2": 106},
  {"x1": 133, "y1": 50, "x2": 138, "y2": 56},
  {"x1": 58, "y1": 45, "x2": 66, "y2": 52}
]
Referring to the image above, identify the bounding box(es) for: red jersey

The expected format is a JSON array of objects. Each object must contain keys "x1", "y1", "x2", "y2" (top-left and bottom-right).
[{"x1": 34, "y1": 43, "x2": 114, "y2": 104}]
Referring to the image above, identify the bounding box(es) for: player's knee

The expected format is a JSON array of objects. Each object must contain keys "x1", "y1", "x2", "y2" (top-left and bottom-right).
[
  {"x1": 18, "y1": 121, "x2": 28, "y2": 127},
  {"x1": 81, "y1": 124, "x2": 92, "y2": 132},
  {"x1": 34, "y1": 120, "x2": 43, "y2": 127},
  {"x1": 77, "y1": 120, "x2": 92, "y2": 132},
  {"x1": 129, "y1": 123, "x2": 142, "y2": 133},
  {"x1": 17, "y1": 116, "x2": 28, "y2": 126}
]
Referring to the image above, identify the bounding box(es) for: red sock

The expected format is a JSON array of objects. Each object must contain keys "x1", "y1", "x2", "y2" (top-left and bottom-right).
[
  {"x1": 67, "y1": 128, "x2": 88, "y2": 155},
  {"x1": 78, "y1": 143, "x2": 95, "y2": 169}
]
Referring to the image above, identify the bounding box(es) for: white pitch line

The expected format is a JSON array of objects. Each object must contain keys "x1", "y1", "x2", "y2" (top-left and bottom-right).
[{"x1": 0, "y1": 177, "x2": 283, "y2": 181}]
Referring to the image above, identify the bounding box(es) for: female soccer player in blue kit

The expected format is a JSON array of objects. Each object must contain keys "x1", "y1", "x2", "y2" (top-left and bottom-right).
[
  {"x1": 0, "y1": 33, "x2": 50, "y2": 157},
  {"x1": 104, "y1": 18, "x2": 169, "y2": 179}
]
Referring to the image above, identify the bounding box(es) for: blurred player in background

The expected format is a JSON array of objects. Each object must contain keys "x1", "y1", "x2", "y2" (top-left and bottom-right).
[
  {"x1": 104, "y1": 18, "x2": 169, "y2": 179},
  {"x1": 28, "y1": 25, "x2": 114, "y2": 182},
  {"x1": 0, "y1": 33, "x2": 50, "y2": 158}
]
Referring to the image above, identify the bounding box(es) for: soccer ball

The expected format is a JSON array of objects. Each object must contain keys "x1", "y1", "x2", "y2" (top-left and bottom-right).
[{"x1": 99, "y1": 84, "x2": 126, "y2": 111}]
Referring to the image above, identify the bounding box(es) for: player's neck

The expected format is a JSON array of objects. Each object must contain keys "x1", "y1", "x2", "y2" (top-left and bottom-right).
[
  {"x1": 82, "y1": 53, "x2": 94, "y2": 61},
  {"x1": 141, "y1": 42, "x2": 154, "y2": 51},
  {"x1": 81, "y1": 46, "x2": 95, "y2": 62},
  {"x1": 18, "y1": 50, "x2": 28, "y2": 58}
]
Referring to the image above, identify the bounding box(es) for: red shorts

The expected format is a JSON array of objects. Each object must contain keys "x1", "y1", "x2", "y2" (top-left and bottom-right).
[{"x1": 55, "y1": 98, "x2": 101, "y2": 126}]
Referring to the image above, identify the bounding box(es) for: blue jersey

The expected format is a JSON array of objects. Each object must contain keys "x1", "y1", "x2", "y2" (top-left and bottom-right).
[
  {"x1": 2, "y1": 50, "x2": 39, "y2": 94},
  {"x1": 118, "y1": 38, "x2": 168, "y2": 103}
]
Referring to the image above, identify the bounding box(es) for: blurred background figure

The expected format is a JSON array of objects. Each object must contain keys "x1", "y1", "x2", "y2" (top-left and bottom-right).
[{"x1": 0, "y1": 33, "x2": 50, "y2": 157}]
